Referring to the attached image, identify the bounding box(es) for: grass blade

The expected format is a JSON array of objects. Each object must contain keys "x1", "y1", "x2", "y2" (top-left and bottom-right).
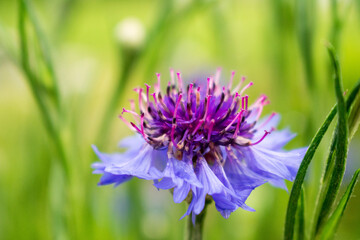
[
  {"x1": 284, "y1": 73, "x2": 360, "y2": 240},
  {"x1": 314, "y1": 44, "x2": 349, "y2": 234},
  {"x1": 295, "y1": 188, "x2": 306, "y2": 240},
  {"x1": 284, "y1": 95, "x2": 336, "y2": 240},
  {"x1": 321, "y1": 78, "x2": 360, "y2": 192},
  {"x1": 18, "y1": 0, "x2": 68, "y2": 176},
  {"x1": 317, "y1": 169, "x2": 360, "y2": 240},
  {"x1": 296, "y1": 0, "x2": 316, "y2": 91},
  {"x1": 313, "y1": 79, "x2": 360, "y2": 236},
  {"x1": 348, "y1": 90, "x2": 360, "y2": 139},
  {"x1": 22, "y1": 0, "x2": 60, "y2": 107}
]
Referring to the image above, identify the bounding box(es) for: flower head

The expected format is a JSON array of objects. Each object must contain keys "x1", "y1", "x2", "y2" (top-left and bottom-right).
[{"x1": 92, "y1": 69, "x2": 306, "y2": 219}]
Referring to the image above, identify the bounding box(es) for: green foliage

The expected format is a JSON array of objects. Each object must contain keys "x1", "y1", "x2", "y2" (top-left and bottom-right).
[
  {"x1": 317, "y1": 169, "x2": 360, "y2": 240},
  {"x1": 1, "y1": 0, "x2": 360, "y2": 239},
  {"x1": 315, "y1": 44, "x2": 349, "y2": 235},
  {"x1": 285, "y1": 45, "x2": 360, "y2": 240}
]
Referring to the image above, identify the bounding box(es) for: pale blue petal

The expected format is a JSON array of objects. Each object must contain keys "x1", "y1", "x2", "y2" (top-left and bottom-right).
[
  {"x1": 154, "y1": 177, "x2": 175, "y2": 190},
  {"x1": 173, "y1": 182, "x2": 191, "y2": 203},
  {"x1": 256, "y1": 128, "x2": 296, "y2": 150}
]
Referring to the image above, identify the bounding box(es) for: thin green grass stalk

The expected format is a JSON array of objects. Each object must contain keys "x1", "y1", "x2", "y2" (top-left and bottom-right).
[
  {"x1": 269, "y1": 0, "x2": 291, "y2": 89},
  {"x1": 295, "y1": 187, "x2": 305, "y2": 240},
  {"x1": 311, "y1": 80, "x2": 360, "y2": 238},
  {"x1": 96, "y1": 0, "x2": 174, "y2": 147},
  {"x1": 316, "y1": 169, "x2": 360, "y2": 240},
  {"x1": 330, "y1": 0, "x2": 341, "y2": 53},
  {"x1": 348, "y1": 90, "x2": 360, "y2": 139},
  {"x1": 18, "y1": 0, "x2": 69, "y2": 177},
  {"x1": 142, "y1": 0, "x2": 214, "y2": 79},
  {"x1": 313, "y1": 45, "x2": 348, "y2": 236},
  {"x1": 283, "y1": 77, "x2": 360, "y2": 240},
  {"x1": 22, "y1": 0, "x2": 60, "y2": 109},
  {"x1": 0, "y1": 23, "x2": 20, "y2": 65},
  {"x1": 327, "y1": 0, "x2": 352, "y2": 84},
  {"x1": 296, "y1": 0, "x2": 316, "y2": 92},
  {"x1": 284, "y1": 101, "x2": 336, "y2": 240}
]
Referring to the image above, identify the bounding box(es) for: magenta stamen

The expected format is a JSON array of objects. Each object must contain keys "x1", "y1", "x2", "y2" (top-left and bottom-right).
[
  {"x1": 214, "y1": 67, "x2": 222, "y2": 84},
  {"x1": 169, "y1": 94, "x2": 183, "y2": 147},
  {"x1": 156, "y1": 73, "x2": 161, "y2": 93},
  {"x1": 241, "y1": 95, "x2": 248, "y2": 110},
  {"x1": 170, "y1": 68, "x2": 174, "y2": 85},
  {"x1": 173, "y1": 94, "x2": 183, "y2": 118},
  {"x1": 129, "y1": 99, "x2": 135, "y2": 112},
  {"x1": 151, "y1": 93, "x2": 158, "y2": 106},
  {"x1": 122, "y1": 108, "x2": 140, "y2": 118},
  {"x1": 177, "y1": 72, "x2": 183, "y2": 92},
  {"x1": 258, "y1": 112, "x2": 277, "y2": 129},
  {"x1": 225, "y1": 111, "x2": 242, "y2": 131},
  {"x1": 250, "y1": 130, "x2": 271, "y2": 145},
  {"x1": 240, "y1": 81, "x2": 253, "y2": 96},
  {"x1": 145, "y1": 84, "x2": 151, "y2": 106},
  {"x1": 230, "y1": 92, "x2": 239, "y2": 110},
  {"x1": 253, "y1": 95, "x2": 267, "y2": 106},
  {"x1": 228, "y1": 71, "x2": 235, "y2": 91},
  {"x1": 255, "y1": 105, "x2": 264, "y2": 122},
  {"x1": 233, "y1": 111, "x2": 244, "y2": 138},
  {"x1": 231, "y1": 76, "x2": 246, "y2": 94},
  {"x1": 206, "y1": 77, "x2": 211, "y2": 95},
  {"x1": 207, "y1": 119, "x2": 215, "y2": 141},
  {"x1": 191, "y1": 119, "x2": 204, "y2": 135},
  {"x1": 118, "y1": 115, "x2": 134, "y2": 130},
  {"x1": 263, "y1": 100, "x2": 270, "y2": 105},
  {"x1": 209, "y1": 76, "x2": 213, "y2": 88},
  {"x1": 202, "y1": 95, "x2": 212, "y2": 120},
  {"x1": 130, "y1": 122, "x2": 142, "y2": 135},
  {"x1": 188, "y1": 83, "x2": 193, "y2": 103},
  {"x1": 140, "y1": 113, "x2": 145, "y2": 132},
  {"x1": 138, "y1": 88, "x2": 144, "y2": 112}
]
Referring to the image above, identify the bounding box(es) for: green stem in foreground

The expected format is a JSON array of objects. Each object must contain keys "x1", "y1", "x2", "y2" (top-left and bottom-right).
[{"x1": 187, "y1": 204, "x2": 208, "y2": 240}]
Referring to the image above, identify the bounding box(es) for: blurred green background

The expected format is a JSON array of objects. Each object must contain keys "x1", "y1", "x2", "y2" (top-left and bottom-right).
[{"x1": 1, "y1": 0, "x2": 360, "y2": 239}]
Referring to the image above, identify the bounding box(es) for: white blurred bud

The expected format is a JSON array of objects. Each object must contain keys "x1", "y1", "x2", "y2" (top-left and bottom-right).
[{"x1": 114, "y1": 18, "x2": 145, "y2": 49}]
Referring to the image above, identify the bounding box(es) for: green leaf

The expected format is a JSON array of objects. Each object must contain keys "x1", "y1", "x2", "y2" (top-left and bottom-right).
[
  {"x1": 348, "y1": 91, "x2": 360, "y2": 139},
  {"x1": 313, "y1": 78, "x2": 360, "y2": 235},
  {"x1": 315, "y1": 44, "x2": 349, "y2": 233},
  {"x1": 19, "y1": 0, "x2": 60, "y2": 107},
  {"x1": 18, "y1": 0, "x2": 68, "y2": 177},
  {"x1": 317, "y1": 169, "x2": 360, "y2": 240},
  {"x1": 283, "y1": 76, "x2": 360, "y2": 240},
  {"x1": 295, "y1": 188, "x2": 305, "y2": 240},
  {"x1": 284, "y1": 103, "x2": 336, "y2": 240}
]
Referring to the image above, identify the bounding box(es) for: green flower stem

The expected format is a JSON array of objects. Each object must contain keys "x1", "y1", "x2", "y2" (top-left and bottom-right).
[
  {"x1": 18, "y1": 0, "x2": 69, "y2": 178},
  {"x1": 187, "y1": 207, "x2": 207, "y2": 240}
]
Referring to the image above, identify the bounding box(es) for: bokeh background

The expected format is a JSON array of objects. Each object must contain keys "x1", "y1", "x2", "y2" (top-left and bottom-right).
[{"x1": 1, "y1": 0, "x2": 360, "y2": 239}]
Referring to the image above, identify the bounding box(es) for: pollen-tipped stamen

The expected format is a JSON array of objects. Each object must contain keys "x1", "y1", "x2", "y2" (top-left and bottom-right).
[{"x1": 250, "y1": 130, "x2": 271, "y2": 145}]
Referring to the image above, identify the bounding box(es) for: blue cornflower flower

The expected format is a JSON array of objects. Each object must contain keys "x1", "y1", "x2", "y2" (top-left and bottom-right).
[{"x1": 92, "y1": 69, "x2": 306, "y2": 219}]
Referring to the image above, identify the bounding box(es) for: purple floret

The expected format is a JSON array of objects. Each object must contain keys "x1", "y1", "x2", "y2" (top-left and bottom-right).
[{"x1": 92, "y1": 69, "x2": 306, "y2": 219}]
